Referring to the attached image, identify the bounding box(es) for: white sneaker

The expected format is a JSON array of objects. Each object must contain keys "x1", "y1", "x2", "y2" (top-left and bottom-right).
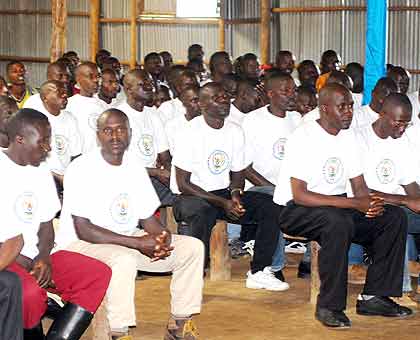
[
  {"x1": 285, "y1": 241, "x2": 307, "y2": 254},
  {"x1": 246, "y1": 267, "x2": 290, "y2": 291}
]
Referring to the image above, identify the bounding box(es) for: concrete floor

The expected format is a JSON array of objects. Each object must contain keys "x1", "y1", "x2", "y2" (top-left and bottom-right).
[{"x1": 77, "y1": 254, "x2": 420, "y2": 340}]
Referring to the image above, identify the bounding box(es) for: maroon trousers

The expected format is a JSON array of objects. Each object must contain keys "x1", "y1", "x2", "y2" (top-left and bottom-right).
[{"x1": 7, "y1": 250, "x2": 111, "y2": 329}]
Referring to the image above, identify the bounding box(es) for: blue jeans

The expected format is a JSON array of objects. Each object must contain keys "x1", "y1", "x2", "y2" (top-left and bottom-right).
[
  {"x1": 247, "y1": 186, "x2": 286, "y2": 271},
  {"x1": 348, "y1": 207, "x2": 420, "y2": 292}
]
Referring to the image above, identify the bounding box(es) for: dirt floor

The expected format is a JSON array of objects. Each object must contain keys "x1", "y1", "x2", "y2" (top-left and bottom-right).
[{"x1": 74, "y1": 253, "x2": 420, "y2": 340}]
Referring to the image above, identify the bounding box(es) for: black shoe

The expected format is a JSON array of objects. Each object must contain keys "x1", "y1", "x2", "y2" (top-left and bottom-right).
[
  {"x1": 273, "y1": 270, "x2": 286, "y2": 282},
  {"x1": 297, "y1": 261, "x2": 311, "y2": 279},
  {"x1": 46, "y1": 303, "x2": 93, "y2": 340},
  {"x1": 315, "y1": 306, "x2": 351, "y2": 328},
  {"x1": 24, "y1": 323, "x2": 45, "y2": 340},
  {"x1": 43, "y1": 298, "x2": 64, "y2": 320},
  {"x1": 356, "y1": 296, "x2": 413, "y2": 317}
]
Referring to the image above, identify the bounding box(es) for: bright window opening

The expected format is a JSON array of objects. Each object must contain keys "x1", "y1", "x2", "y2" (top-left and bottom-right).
[{"x1": 176, "y1": 0, "x2": 220, "y2": 18}]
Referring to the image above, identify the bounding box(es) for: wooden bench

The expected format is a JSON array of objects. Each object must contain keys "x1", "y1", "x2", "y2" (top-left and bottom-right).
[{"x1": 162, "y1": 207, "x2": 231, "y2": 281}]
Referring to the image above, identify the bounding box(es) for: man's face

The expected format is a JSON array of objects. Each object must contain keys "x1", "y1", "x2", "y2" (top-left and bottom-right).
[
  {"x1": 97, "y1": 113, "x2": 131, "y2": 157},
  {"x1": 180, "y1": 89, "x2": 200, "y2": 117},
  {"x1": 8, "y1": 63, "x2": 26, "y2": 85},
  {"x1": 299, "y1": 64, "x2": 320, "y2": 88},
  {"x1": 78, "y1": 66, "x2": 100, "y2": 95},
  {"x1": 322, "y1": 54, "x2": 342, "y2": 73},
  {"x1": 49, "y1": 65, "x2": 71, "y2": 91},
  {"x1": 20, "y1": 123, "x2": 51, "y2": 166},
  {"x1": 100, "y1": 73, "x2": 119, "y2": 100},
  {"x1": 276, "y1": 54, "x2": 295, "y2": 74},
  {"x1": 243, "y1": 59, "x2": 260, "y2": 79},
  {"x1": 383, "y1": 105, "x2": 412, "y2": 139},
  {"x1": 189, "y1": 47, "x2": 204, "y2": 63},
  {"x1": 395, "y1": 73, "x2": 410, "y2": 95},
  {"x1": 44, "y1": 84, "x2": 68, "y2": 113},
  {"x1": 296, "y1": 93, "x2": 317, "y2": 115},
  {"x1": 214, "y1": 57, "x2": 233, "y2": 75},
  {"x1": 161, "y1": 52, "x2": 173, "y2": 68},
  {"x1": 201, "y1": 87, "x2": 231, "y2": 119},
  {"x1": 129, "y1": 75, "x2": 154, "y2": 102},
  {"x1": 322, "y1": 90, "x2": 354, "y2": 131},
  {"x1": 175, "y1": 75, "x2": 199, "y2": 95},
  {"x1": 0, "y1": 79, "x2": 8, "y2": 96},
  {"x1": 268, "y1": 79, "x2": 297, "y2": 112},
  {"x1": 145, "y1": 56, "x2": 163, "y2": 76}
]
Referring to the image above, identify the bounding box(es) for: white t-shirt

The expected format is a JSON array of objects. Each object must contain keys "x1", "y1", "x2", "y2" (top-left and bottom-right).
[
  {"x1": 66, "y1": 94, "x2": 108, "y2": 154},
  {"x1": 116, "y1": 102, "x2": 169, "y2": 168},
  {"x1": 35, "y1": 105, "x2": 82, "y2": 175},
  {"x1": 226, "y1": 104, "x2": 247, "y2": 126},
  {"x1": 273, "y1": 120, "x2": 363, "y2": 205},
  {"x1": 23, "y1": 93, "x2": 42, "y2": 110},
  {"x1": 55, "y1": 149, "x2": 161, "y2": 248},
  {"x1": 94, "y1": 93, "x2": 123, "y2": 109},
  {"x1": 354, "y1": 124, "x2": 417, "y2": 195},
  {"x1": 243, "y1": 105, "x2": 301, "y2": 185},
  {"x1": 352, "y1": 104, "x2": 378, "y2": 129},
  {"x1": 408, "y1": 91, "x2": 420, "y2": 121},
  {"x1": 0, "y1": 151, "x2": 60, "y2": 258},
  {"x1": 172, "y1": 115, "x2": 248, "y2": 192},
  {"x1": 352, "y1": 92, "x2": 363, "y2": 110},
  {"x1": 301, "y1": 107, "x2": 319, "y2": 124},
  {"x1": 164, "y1": 114, "x2": 191, "y2": 156},
  {"x1": 158, "y1": 98, "x2": 185, "y2": 124}
]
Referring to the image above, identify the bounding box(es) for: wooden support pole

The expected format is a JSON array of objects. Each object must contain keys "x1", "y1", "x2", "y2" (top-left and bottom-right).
[
  {"x1": 90, "y1": 0, "x2": 100, "y2": 62},
  {"x1": 218, "y1": 0, "x2": 225, "y2": 51},
  {"x1": 50, "y1": 0, "x2": 67, "y2": 62},
  {"x1": 260, "y1": 0, "x2": 271, "y2": 65},
  {"x1": 130, "y1": 0, "x2": 138, "y2": 69},
  {"x1": 310, "y1": 241, "x2": 320, "y2": 304},
  {"x1": 210, "y1": 220, "x2": 231, "y2": 281}
]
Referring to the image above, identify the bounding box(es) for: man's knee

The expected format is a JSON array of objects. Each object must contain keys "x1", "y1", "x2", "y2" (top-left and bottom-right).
[
  {"x1": 387, "y1": 205, "x2": 408, "y2": 233},
  {"x1": 174, "y1": 196, "x2": 218, "y2": 223},
  {"x1": 320, "y1": 209, "x2": 354, "y2": 240},
  {"x1": 81, "y1": 257, "x2": 112, "y2": 288}
]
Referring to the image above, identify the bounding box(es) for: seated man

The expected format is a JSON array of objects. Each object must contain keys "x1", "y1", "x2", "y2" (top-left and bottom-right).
[
  {"x1": 172, "y1": 83, "x2": 286, "y2": 291},
  {"x1": 0, "y1": 96, "x2": 18, "y2": 147},
  {"x1": 296, "y1": 85, "x2": 317, "y2": 117},
  {"x1": 2, "y1": 108, "x2": 111, "y2": 339},
  {"x1": 274, "y1": 83, "x2": 411, "y2": 328},
  {"x1": 96, "y1": 69, "x2": 120, "y2": 108},
  {"x1": 0, "y1": 224, "x2": 24, "y2": 340},
  {"x1": 55, "y1": 109, "x2": 204, "y2": 340}
]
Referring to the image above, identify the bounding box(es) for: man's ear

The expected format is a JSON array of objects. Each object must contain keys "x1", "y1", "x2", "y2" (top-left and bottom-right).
[
  {"x1": 15, "y1": 135, "x2": 25, "y2": 145},
  {"x1": 319, "y1": 104, "x2": 327, "y2": 114}
]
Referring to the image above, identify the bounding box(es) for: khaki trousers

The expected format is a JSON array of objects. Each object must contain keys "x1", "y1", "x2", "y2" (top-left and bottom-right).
[{"x1": 66, "y1": 231, "x2": 204, "y2": 330}]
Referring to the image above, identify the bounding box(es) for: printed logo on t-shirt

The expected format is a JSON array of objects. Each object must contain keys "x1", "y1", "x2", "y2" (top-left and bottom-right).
[
  {"x1": 208, "y1": 150, "x2": 230, "y2": 174},
  {"x1": 88, "y1": 112, "x2": 100, "y2": 130},
  {"x1": 273, "y1": 138, "x2": 287, "y2": 160},
  {"x1": 137, "y1": 134, "x2": 154, "y2": 157},
  {"x1": 14, "y1": 192, "x2": 37, "y2": 223},
  {"x1": 110, "y1": 193, "x2": 131, "y2": 224},
  {"x1": 376, "y1": 159, "x2": 395, "y2": 184},
  {"x1": 322, "y1": 157, "x2": 344, "y2": 184},
  {"x1": 54, "y1": 135, "x2": 68, "y2": 156}
]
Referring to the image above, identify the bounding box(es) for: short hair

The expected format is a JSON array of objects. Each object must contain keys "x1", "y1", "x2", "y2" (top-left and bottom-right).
[
  {"x1": 188, "y1": 44, "x2": 203, "y2": 57},
  {"x1": 297, "y1": 85, "x2": 317, "y2": 99},
  {"x1": 382, "y1": 92, "x2": 412, "y2": 116},
  {"x1": 0, "y1": 96, "x2": 18, "y2": 114},
  {"x1": 345, "y1": 62, "x2": 364, "y2": 93},
  {"x1": 47, "y1": 61, "x2": 67, "y2": 77},
  {"x1": 321, "y1": 50, "x2": 338, "y2": 63},
  {"x1": 75, "y1": 62, "x2": 98, "y2": 78},
  {"x1": 39, "y1": 80, "x2": 63, "y2": 99},
  {"x1": 242, "y1": 53, "x2": 258, "y2": 63},
  {"x1": 297, "y1": 60, "x2": 317, "y2": 73},
  {"x1": 373, "y1": 77, "x2": 398, "y2": 96},
  {"x1": 97, "y1": 108, "x2": 129, "y2": 131},
  {"x1": 276, "y1": 50, "x2": 293, "y2": 61},
  {"x1": 319, "y1": 83, "x2": 350, "y2": 106},
  {"x1": 179, "y1": 85, "x2": 200, "y2": 100},
  {"x1": 7, "y1": 108, "x2": 49, "y2": 140},
  {"x1": 265, "y1": 72, "x2": 293, "y2": 91},
  {"x1": 144, "y1": 52, "x2": 161, "y2": 64},
  {"x1": 101, "y1": 68, "x2": 117, "y2": 78},
  {"x1": 326, "y1": 70, "x2": 352, "y2": 90},
  {"x1": 63, "y1": 50, "x2": 78, "y2": 58},
  {"x1": 209, "y1": 51, "x2": 230, "y2": 74},
  {"x1": 6, "y1": 60, "x2": 24, "y2": 73}
]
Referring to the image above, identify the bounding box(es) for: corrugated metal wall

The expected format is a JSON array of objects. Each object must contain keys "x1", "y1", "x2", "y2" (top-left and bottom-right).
[{"x1": 0, "y1": 0, "x2": 419, "y2": 91}]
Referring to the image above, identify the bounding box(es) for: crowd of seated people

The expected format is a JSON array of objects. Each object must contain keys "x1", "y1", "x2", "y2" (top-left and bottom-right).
[{"x1": 1, "y1": 44, "x2": 420, "y2": 339}]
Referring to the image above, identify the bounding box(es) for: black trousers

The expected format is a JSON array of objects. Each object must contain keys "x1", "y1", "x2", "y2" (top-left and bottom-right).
[
  {"x1": 278, "y1": 202, "x2": 407, "y2": 311},
  {"x1": 150, "y1": 177, "x2": 176, "y2": 207},
  {"x1": 0, "y1": 271, "x2": 23, "y2": 340},
  {"x1": 172, "y1": 189, "x2": 282, "y2": 273}
]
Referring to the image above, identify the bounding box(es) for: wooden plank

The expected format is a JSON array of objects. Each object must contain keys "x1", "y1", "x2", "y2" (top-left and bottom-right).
[
  {"x1": 90, "y1": 0, "x2": 100, "y2": 63},
  {"x1": 210, "y1": 220, "x2": 231, "y2": 281},
  {"x1": 225, "y1": 18, "x2": 260, "y2": 24},
  {"x1": 260, "y1": 0, "x2": 271, "y2": 65},
  {"x1": 130, "y1": 0, "x2": 138, "y2": 69},
  {"x1": 50, "y1": 0, "x2": 67, "y2": 63},
  {"x1": 0, "y1": 9, "x2": 88, "y2": 16},
  {"x1": 310, "y1": 241, "x2": 320, "y2": 305}
]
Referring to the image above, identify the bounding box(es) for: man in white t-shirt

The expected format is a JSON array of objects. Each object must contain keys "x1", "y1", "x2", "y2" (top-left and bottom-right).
[
  {"x1": 38, "y1": 80, "x2": 82, "y2": 193},
  {"x1": 66, "y1": 62, "x2": 107, "y2": 154},
  {"x1": 172, "y1": 83, "x2": 287, "y2": 291},
  {"x1": 274, "y1": 84, "x2": 411, "y2": 328},
  {"x1": 3, "y1": 108, "x2": 111, "y2": 339},
  {"x1": 96, "y1": 68, "x2": 121, "y2": 108},
  {"x1": 0, "y1": 219, "x2": 24, "y2": 339},
  {"x1": 352, "y1": 77, "x2": 398, "y2": 129},
  {"x1": 408, "y1": 86, "x2": 419, "y2": 124},
  {"x1": 56, "y1": 109, "x2": 204, "y2": 340},
  {"x1": 158, "y1": 69, "x2": 199, "y2": 124},
  {"x1": 243, "y1": 72, "x2": 301, "y2": 283},
  {"x1": 227, "y1": 79, "x2": 260, "y2": 126},
  {"x1": 116, "y1": 69, "x2": 175, "y2": 206}
]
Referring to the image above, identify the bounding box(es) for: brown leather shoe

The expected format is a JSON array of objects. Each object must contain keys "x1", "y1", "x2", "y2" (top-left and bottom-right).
[
  {"x1": 164, "y1": 318, "x2": 199, "y2": 340},
  {"x1": 348, "y1": 264, "x2": 367, "y2": 285}
]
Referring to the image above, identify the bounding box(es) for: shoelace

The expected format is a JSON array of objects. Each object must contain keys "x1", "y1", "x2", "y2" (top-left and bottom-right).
[{"x1": 182, "y1": 319, "x2": 199, "y2": 338}]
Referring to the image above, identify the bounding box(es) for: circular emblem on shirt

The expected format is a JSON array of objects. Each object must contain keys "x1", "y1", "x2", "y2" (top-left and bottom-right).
[
  {"x1": 88, "y1": 112, "x2": 100, "y2": 130},
  {"x1": 376, "y1": 159, "x2": 395, "y2": 184},
  {"x1": 14, "y1": 192, "x2": 38, "y2": 224},
  {"x1": 137, "y1": 134, "x2": 154, "y2": 157},
  {"x1": 322, "y1": 157, "x2": 344, "y2": 184},
  {"x1": 273, "y1": 138, "x2": 287, "y2": 160},
  {"x1": 208, "y1": 150, "x2": 230, "y2": 175},
  {"x1": 110, "y1": 194, "x2": 131, "y2": 224},
  {"x1": 54, "y1": 135, "x2": 68, "y2": 156}
]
